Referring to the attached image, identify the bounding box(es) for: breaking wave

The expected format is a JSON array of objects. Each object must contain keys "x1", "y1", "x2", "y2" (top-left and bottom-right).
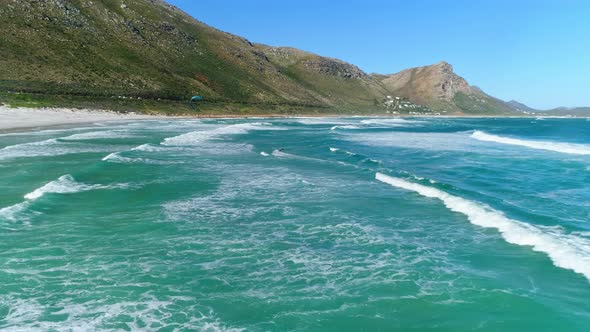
[
  {"x1": 0, "y1": 202, "x2": 31, "y2": 222},
  {"x1": 0, "y1": 136, "x2": 113, "y2": 160},
  {"x1": 271, "y1": 150, "x2": 329, "y2": 163},
  {"x1": 60, "y1": 130, "x2": 135, "y2": 141},
  {"x1": 471, "y1": 131, "x2": 590, "y2": 155},
  {"x1": 292, "y1": 117, "x2": 355, "y2": 125},
  {"x1": 101, "y1": 152, "x2": 154, "y2": 164},
  {"x1": 162, "y1": 122, "x2": 282, "y2": 146},
  {"x1": 330, "y1": 125, "x2": 361, "y2": 130},
  {"x1": 360, "y1": 118, "x2": 423, "y2": 126},
  {"x1": 1, "y1": 176, "x2": 132, "y2": 223},
  {"x1": 376, "y1": 172, "x2": 590, "y2": 281},
  {"x1": 131, "y1": 144, "x2": 165, "y2": 152},
  {"x1": 24, "y1": 175, "x2": 130, "y2": 200},
  {"x1": 0, "y1": 139, "x2": 60, "y2": 160}
]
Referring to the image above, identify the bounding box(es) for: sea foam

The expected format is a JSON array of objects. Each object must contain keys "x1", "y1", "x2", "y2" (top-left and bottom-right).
[
  {"x1": 376, "y1": 172, "x2": 590, "y2": 281},
  {"x1": 471, "y1": 131, "x2": 590, "y2": 155}
]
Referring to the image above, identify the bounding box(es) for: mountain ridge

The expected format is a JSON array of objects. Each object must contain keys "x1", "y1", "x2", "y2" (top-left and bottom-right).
[{"x1": 0, "y1": 0, "x2": 561, "y2": 115}]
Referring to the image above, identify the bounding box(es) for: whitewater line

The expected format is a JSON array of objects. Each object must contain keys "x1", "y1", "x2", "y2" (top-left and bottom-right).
[
  {"x1": 471, "y1": 131, "x2": 590, "y2": 155},
  {"x1": 375, "y1": 172, "x2": 590, "y2": 281},
  {"x1": 162, "y1": 122, "x2": 283, "y2": 146}
]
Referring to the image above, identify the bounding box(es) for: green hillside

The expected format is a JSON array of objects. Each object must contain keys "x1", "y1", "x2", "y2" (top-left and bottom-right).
[{"x1": 0, "y1": 0, "x2": 523, "y2": 115}]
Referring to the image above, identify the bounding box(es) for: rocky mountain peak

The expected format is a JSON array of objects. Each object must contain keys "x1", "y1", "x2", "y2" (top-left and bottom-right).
[
  {"x1": 379, "y1": 61, "x2": 473, "y2": 103},
  {"x1": 433, "y1": 61, "x2": 453, "y2": 72}
]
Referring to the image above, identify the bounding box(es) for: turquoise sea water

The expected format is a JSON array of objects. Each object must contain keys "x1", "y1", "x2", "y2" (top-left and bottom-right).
[{"x1": 1, "y1": 116, "x2": 589, "y2": 331}]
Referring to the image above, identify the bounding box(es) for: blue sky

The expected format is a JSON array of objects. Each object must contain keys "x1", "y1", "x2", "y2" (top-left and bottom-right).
[{"x1": 167, "y1": 0, "x2": 590, "y2": 109}]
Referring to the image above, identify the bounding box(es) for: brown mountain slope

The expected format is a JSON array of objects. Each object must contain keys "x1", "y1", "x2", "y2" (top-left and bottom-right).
[{"x1": 375, "y1": 62, "x2": 515, "y2": 114}]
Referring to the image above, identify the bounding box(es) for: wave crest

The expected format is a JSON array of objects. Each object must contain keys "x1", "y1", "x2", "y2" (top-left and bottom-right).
[
  {"x1": 376, "y1": 172, "x2": 590, "y2": 281},
  {"x1": 471, "y1": 131, "x2": 590, "y2": 155},
  {"x1": 0, "y1": 202, "x2": 32, "y2": 222},
  {"x1": 162, "y1": 122, "x2": 282, "y2": 146},
  {"x1": 24, "y1": 175, "x2": 130, "y2": 200}
]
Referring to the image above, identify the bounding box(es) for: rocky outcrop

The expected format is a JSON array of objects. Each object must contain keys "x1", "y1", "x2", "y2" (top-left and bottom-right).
[
  {"x1": 301, "y1": 58, "x2": 366, "y2": 79},
  {"x1": 263, "y1": 46, "x2": 366, "y2": 79}
]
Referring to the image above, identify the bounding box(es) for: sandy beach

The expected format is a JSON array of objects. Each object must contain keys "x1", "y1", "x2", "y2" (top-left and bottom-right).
[
  {"x1": 0, "y1": 105, "x2": 553, "y2": 134},
  {"x1": 0, "y1": 105, "x2": 162, "y2": 133}
]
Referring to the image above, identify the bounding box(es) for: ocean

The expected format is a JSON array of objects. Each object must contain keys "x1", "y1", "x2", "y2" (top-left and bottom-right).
[{"x1": 1, "y1": 116, "x2": 589, "y2": 331}]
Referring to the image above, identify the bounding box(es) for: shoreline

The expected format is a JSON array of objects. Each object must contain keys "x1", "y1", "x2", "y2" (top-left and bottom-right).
[
  {"x1": 0, "y1": 106, "x2": 169, "y2": 134},
  {"x1": 0, "y1": 105, "x2": 584, "y2": 133}
]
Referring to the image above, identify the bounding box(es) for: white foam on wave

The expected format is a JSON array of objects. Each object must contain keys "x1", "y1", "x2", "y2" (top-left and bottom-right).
[
  {"x1": 330, "y1": 125, "x2": 361, "y2": 130},
  {"x1": 131, "y1": 143, "x2": 164, "y2": 152},
  {"x1": 271, "y1": 150, "x2": 329, "y2": 164},
  {"x1": 101, "y1": 152, "x2": 120, "y2": 161},
  {"x1": 0, "y1": 202, "x2": 31, "y2": 222},
  {"x1": 260, "y1": 152, "x2": 269, "y2": 157},
  {"x1": 101, "y1": 143, "x2": 176, "y2": 165},
  {"x1": 293, "y1": 117, "x2": 355, "y2": 125},
  {"x1": 0, "y1": 138, "x2": 59, "y2": 160},
  {"x1": 2, "y1": 176, "x2": 131, "y2": 223},
  {"x1": 343, "y1": 131, "x2": 476, "y2": 152},
  {"x1": 102, "y1": 152, "x2": 159, "y2": 164},
  {"x1": 24, "y1": 174, "x2": 130, "y2": 200},
  {"x1": 375, "y1": 172, "x2": 590, "y2": 281},
  {"x1": 271, "y1": 150, "x2": 292, "y2": 158},
  {"x1": 360, "y1": 118, "x2": 423, "y2": 126},
  {"x1": 162, "y1": 122, "x2": 282, "y2": 146},
  {"x1": 471, "y1": 131, "x2": 590, "y2": 155},
  {"x1": 0, "y1": 136, "x2": 114, "y2": 160},
  {"x1": 328, "y1": 147, "x2": 358, "y2": 156},
  {"x1": 60, "y1": 130, "x2": 135, "y2": 141}
]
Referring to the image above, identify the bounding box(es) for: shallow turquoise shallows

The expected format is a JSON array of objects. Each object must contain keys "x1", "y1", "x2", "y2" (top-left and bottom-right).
[{"x1": 1, "y1": 117, "x2": 590, "y2": 331}]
